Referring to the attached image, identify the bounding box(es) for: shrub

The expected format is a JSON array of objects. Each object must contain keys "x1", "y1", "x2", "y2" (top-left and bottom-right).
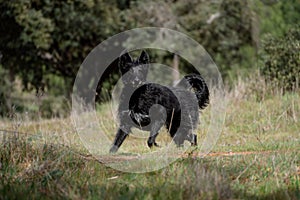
[{"x1": 261, "y1": 26, "x2": 300, "y2": 92}]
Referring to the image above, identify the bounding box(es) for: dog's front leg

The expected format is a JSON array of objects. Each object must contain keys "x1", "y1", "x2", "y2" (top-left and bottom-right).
[
  {"x1": 188, "y1": 133, "x2": 197, "y2": 146},
  {"x1": 110, "y1": 128, "x2": 129, "y2": 153},
  {"x1": 185, "y1": 130, "x2": 197, "y2": 146}
]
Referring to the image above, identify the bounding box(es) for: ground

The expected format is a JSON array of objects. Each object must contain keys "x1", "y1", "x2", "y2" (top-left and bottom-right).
[{"x1": 0, "y1": 90, "x2": 299, "y2": 199}]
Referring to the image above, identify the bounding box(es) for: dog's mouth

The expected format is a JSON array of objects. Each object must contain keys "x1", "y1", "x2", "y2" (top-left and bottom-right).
[{"x1": 132, "y1": 80, "x2": 143, "y2": 86}]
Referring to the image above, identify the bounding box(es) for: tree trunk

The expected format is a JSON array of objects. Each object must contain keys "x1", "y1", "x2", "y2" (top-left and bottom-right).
[{"x1": 172, "y1": 54, "x2": 179, "y2": 85}]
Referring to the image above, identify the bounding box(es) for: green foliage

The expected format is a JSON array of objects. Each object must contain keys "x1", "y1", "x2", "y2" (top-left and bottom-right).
[
  {"x1": 201, "y1": 0, "x2": 258, "y2": 80},
  {"x1": 261, "y1": 26, "x2": 300, "y2": 91},
  {"x1": 0, "y1": 0, "x2": 122, "y2": 93},
  {"x1": 0, "y1": 65, "x2": 10, "y2": 116},
  {"x1": 121, "y1": 0, "x2": 258, "y2": 80},
  {"x1": 1, "y1": 0, "x2": 300, "y2": 117},
  {"x1": 254, "y1": 0, "x2": 300, "y2": 38},
  {"x1": 0, "y1": 0, "x2": 125, "y2": 117},
  {"x1": 39, "y1": 96, "x2": 70, "y2": 118},
  {"x1": 11, "y1": 1, "x2": 54, "y2": 49},
  {"x1": 280, "y1": 0, "x2": 300, "y2": 27}
]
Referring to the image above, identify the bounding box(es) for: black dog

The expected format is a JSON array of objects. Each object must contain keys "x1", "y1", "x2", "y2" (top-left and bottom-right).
[{"x1": 110, "y1": 51, "x2": 209, "y2": 153}]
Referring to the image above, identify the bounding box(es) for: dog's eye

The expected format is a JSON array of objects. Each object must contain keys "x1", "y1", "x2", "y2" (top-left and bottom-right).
[{"x1": 121, "y1": 64, "x2": 132, "y2": 73}]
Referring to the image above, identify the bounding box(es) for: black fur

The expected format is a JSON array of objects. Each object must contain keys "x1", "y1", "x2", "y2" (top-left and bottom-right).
[{"x1": 109, "y1": 51, "x2": 209, "y2": 153}]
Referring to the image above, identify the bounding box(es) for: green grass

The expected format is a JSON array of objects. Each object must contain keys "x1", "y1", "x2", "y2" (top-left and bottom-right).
[{"x1": 0, "y1": 90, "x2": 299, "y2": 199}]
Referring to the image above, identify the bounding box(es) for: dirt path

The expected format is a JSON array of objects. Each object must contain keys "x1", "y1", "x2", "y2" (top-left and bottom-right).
[
  {"x1": 93, "y1": 149, "x2": 297, "y2": 164},
  {"x1": 186, "y1": 150, "x2": 285, "y2": 158}
]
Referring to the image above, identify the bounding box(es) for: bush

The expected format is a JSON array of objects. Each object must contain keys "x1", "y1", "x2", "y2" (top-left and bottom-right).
[
  {"x1": 261, "y1": 26, "x2": 300, "y2": 92},
  {"x1": 0, "y1": 65, "x2": 10, "y2": 116}
]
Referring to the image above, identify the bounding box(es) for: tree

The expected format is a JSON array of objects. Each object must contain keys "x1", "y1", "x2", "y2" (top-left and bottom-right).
[
  {"x1": 0, "y1": 0, "x2": 122, "y2": 94},
  {"x1": 256, "y1": 0, "x2": 300, "y2": 38},
  {"x1": 200, "y1": 0, "x2": 258, "y2": 80},
  {"x1": 126, "y1": 0, "x2": 259, "y2": 80}
]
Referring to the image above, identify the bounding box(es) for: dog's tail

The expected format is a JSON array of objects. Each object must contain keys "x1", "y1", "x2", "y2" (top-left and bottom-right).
[{"x1": 176, "y1": 73, "x2": 209, "y2": 109}]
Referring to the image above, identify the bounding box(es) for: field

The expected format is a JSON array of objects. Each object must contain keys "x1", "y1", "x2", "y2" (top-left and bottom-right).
[
  {"x1": 1, "y1": 0, "x2": 299, "y2": 199},
  {"x1": 0, "y1": 83, "x2": 299, "y2": 199}
]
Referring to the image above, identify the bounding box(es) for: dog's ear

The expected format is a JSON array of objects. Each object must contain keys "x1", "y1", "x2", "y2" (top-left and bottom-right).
[
  {"x1": 119, "y1": 52, "x2": 132, "y2": 72},
  {"x1": 119, "y1": 52, "x2": 132, "y2": 66},
  {"x1": 138, "y1": 50, "x2": 149, "y2": 65}
]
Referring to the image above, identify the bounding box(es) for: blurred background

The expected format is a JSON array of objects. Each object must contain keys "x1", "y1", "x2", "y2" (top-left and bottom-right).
[{"x1": 0, "y1": 0, "x2": 299, "y2": 119}]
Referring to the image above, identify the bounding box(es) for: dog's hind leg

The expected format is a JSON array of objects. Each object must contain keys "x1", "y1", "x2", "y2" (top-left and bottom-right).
[
  {"x1": 147, "y1": 105, "x2": 166, "y2": 148},
  {"x1": 110, "y1": 128, "x2": 130, "y2": 153},
  {"x1": 147, "y1": 121, "x2": 163, "y2": 148},
  {"x1": 173, "y1": 133, "x2": 185, "y2": 147}
]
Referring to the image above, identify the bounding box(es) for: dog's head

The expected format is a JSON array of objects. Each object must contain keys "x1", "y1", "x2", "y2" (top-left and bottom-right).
[{"x1": 119, "y1": 50, "x2": 149, "y2": 87}]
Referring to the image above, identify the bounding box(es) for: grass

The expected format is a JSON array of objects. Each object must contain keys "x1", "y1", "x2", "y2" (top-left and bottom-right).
[{"x1": 0, "y1": 84, "x2": 299, "y2": 199}]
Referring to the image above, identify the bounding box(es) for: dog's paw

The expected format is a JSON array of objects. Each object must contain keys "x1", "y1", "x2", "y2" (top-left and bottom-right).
[
  {"x1": 191, "y1": 134, "x2": 197, "y2": 146},
  {"x1": 154, "y1": 142, "x2": 160, "y2": 147},
  {"x1": 109, "y1": 145, "x2": 119, "y2": 154},
  {"x1": 147, "y1": 141, "x2": 161, "y2": 148},
  {"x1": 147, "y1": 141, "x2": 153, "y2": 148}
]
